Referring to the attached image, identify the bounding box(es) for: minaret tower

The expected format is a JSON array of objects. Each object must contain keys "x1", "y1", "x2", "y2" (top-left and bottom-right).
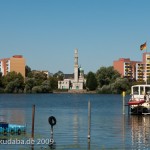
[{"x1": 74, "y1": 48, "x2": 79, "y2": 82}]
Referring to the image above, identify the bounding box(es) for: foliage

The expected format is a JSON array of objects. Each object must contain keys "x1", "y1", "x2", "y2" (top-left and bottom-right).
[
  {"x1": 29, "y1": 71, "x2": 47, "y2": 85},
  {"x1": 0, "y1": 69, "x2": 55, "y2": 93},
  {"x1": 111, "y1": 78, "x2": 130, "y2": 94},
  {"x1": 3, "y1": 72, "x2": 24, "y2": 93},
  {"x1": 53, "y1": 71, "x2": 64, "y2": 80},
  {"x1": 0, "y1": 72, "x2": 2, "y2": 84},
  {"x1": 24, "y1": 78, "x2": 36, "y2": 93},
  {"x1": 86, "y1": 71, "x2": 98, "y2": 91},
  {"x1": 97, "y1": 77, "x2": 131, "y2": 94},
  {"x1": 0, "y1": 72, "x2": 4, "y2": 90},
  {"x1": 2, "y1": 71, "x2": 23, "y2": 86},
  {"x1": 97, "y1": 84, "x2": 112, "y2": 94},
  {"x1": 49, "y1": 76, "x2": 58, "y2": 90},
  {"x1": 96, "y1": 66, "x2": 121, "y2": 87},
  {"x1": 0, "y1": 66, "x2": 134, "y2": 94},
  {"x1": 32, "y1": 86, "x2": 42, "y2": 93},
  {"x1": 25, "y1": 65, "x2": 31, "y2": 77},
  {"x1": 41, "y1": 80, "x2": 52, "y2": 93}
]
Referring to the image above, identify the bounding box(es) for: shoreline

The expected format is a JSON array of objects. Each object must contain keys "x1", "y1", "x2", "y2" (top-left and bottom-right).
[{"x1": 53, "y1": 90, "x2": 97, "y2": 94}]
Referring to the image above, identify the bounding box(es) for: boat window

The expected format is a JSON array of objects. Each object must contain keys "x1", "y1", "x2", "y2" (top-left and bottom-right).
[
  {"x1": 146, "y1": 87, "x2": 150, "y2": 94},
  {"x1": 140, "y1": 87, "x2": 144, "y2": 95},
  {"x1": 133, "y1": 87, "x2": 139, "y2": 94}
]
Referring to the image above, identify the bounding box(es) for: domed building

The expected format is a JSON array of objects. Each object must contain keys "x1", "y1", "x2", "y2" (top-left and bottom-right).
[{"x1": 58, "y1": 49, "x2": 85, "y2": 90}]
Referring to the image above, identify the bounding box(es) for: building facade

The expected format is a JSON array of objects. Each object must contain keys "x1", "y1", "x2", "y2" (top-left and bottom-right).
[
  {"x1": 58, "y1": 49, "x2": 85, "y2": 90},
  {"x1": 113, "y1": 52, "x2": 150, "y2": 82},
  {"x1": 0, "y1": 55, "x2": 25, "y2": 78}
]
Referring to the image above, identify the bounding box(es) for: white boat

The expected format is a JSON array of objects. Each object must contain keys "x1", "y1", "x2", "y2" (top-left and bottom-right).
[{"x1": 128, "y1": 84, "x2": 150, "y2": 115}]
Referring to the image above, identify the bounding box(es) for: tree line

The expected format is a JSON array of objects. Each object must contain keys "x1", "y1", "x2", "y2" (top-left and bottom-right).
[
  {"x1": 86, "y1": 66, "x2": 137, "y2": 94},
  {"x1": 0, "y1": 65, "x2": 137, "y2": 94},
  {"x1": 0, "y1": 66, "x2": 58, "y2": 93}
]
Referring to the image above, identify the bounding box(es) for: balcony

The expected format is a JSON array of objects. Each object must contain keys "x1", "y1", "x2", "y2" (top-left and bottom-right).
[{"x1": 146, "y1": 60, "x2": 150, "y2": 63}]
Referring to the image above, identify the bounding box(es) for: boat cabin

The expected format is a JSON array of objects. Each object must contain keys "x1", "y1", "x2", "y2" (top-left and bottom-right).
[{"x1": 131, "y1": 85, "x2": 150, "y2": 101}]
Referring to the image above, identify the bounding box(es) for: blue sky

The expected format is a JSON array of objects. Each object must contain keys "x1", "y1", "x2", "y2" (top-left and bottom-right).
[{"x1": 0, "y1": 0, "x2": 150, "y2": 74}]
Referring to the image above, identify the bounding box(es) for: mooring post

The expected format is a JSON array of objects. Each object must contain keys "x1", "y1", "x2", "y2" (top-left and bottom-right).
[
  {"x1": 88, "y1": 138, "x2": 90, "y2": 150},
  {"x1": 128, "y1": 104, "x2": 130, "y2": 115},
  {"x1": 31, "y1": 104, "x2": 35, "y2": 141},
  {"x1": 48, "y1": 116, "x2": 56, "y2": 148},
  {"x1": 51, "y1": 125, "x2": 53, "y2": 140},
  {"x1": 88, "y1": 100, "x2": 91, "y2": 139},
  {"x1": 122, "y1": 91, "x2": 125, "y2": 115}
]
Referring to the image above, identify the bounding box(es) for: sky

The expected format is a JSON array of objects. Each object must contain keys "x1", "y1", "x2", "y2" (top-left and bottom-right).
[{"x1": 0, "y1": 0, "x2": 150, "y2": 74}]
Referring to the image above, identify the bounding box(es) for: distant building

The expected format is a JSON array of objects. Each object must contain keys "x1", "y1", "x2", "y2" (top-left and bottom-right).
[
  {"x1": 32, "y1": 70, "x2": 51, "y2": 78},
  {"x1": 113, "y1": 52, "x2": 150, "y2": 82},
  {"x1": 41, "y1": 70, "x2": 51, "y2": 78},
  {"x1": 58, "y1": 49, "x2": 85, "y2": 90},
  {"x1": 0, "y1": 55, "x2": 25, "y2": 78}
]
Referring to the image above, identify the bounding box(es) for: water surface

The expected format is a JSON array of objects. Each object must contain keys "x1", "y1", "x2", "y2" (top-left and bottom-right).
[{"x1": 0, "y1": 94, "x2": 150, "y2": 150}]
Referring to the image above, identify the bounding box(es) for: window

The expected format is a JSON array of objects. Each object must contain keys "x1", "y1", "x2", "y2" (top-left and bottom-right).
[
  {"x1": 133, "y1": 87, "x2": 138, "y2": 94},
  {"x1": 140, "y1": 87, "x2": 144, "y2": 95},
  {"x1": 146, "y1": 87, "x2": 150, "y2": 94}
]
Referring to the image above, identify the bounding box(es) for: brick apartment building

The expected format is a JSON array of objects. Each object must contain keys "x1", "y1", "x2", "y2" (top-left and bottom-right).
[
  {"x1": 113, "y1": 52, "x2": 150, "y2": 82},
  {"x1": 0, "y1": 55, "x2": 25, "y2": 78}
]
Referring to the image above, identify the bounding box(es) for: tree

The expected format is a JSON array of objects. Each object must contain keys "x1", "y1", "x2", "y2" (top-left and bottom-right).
[
  {"x1": 86, "y1": 72, "x2": 98, "y2": 91},
  {"x1": 0, "y1": 72, "x2": 4, "y2": 92},
  {"x1": 32, "y1": 86, "x2": 42, "y2": 93},
  {"x1": 96, "y1": 66, "x2": 121, "y2": 87},
  {"x1": 97, "y1": 84, "x2": 112, "y2": 94},
  {"x1": 3, "y1": 71, "x2": 19, "y2": 86},
  {"x1": 49, "y1": 76, "x2": 58, "y2": 90},
  {"x1": 24, "y1": 78, "x2": 36, "y2": 93},
  {"x1": 41, "y1": 80, "x2": 52, "y2": 93},
  {"x1": 111, "y1": 78, "x2": 130, "y2": 94},
  {"x1": 25, "y1": 65, "x2": 32, "y2": 77},
  {"x1": 4, "y1": 81, "x2": 15, "y2": 93},
  {"x1": 27, "y1": 71, "x2": 47, "y2": 86},
  {"x1": 53, "y1": 71, "x2": 64, "y2": 80},
  {"x1": 34, "y1": 72, "x2": 47, "y2": 85},
  {"x1": 3, "y1": 72, "x2": 24, "y2": 93}
]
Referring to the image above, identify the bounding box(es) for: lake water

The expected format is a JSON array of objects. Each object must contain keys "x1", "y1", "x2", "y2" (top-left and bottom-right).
[{"x1": 0, "y1": 94, "x2": 150, "y2": 150}]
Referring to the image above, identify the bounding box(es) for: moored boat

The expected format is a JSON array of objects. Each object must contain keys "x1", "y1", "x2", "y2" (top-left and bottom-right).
[
  {"x1": 128, "y1": 84, "x2": 150, "y2": 115},
  {"x1": 128, "y1": 100, "x2": 145, "y2": 105}
]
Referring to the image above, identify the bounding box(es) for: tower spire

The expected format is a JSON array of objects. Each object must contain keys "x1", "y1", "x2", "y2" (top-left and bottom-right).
[
  {"x1": 74, "y1": 48, "x2": 78, "y2": 65},
  {"x1": 74, "y1": 48, "x2": 78, "y2": 82}
]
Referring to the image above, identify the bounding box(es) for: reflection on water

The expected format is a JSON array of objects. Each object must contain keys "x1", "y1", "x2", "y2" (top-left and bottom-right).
[
  {"x1": 0, "y1": 108, "x2": 25, "y2": 124},
  {"x1": 2, "y1": 94, "x2": 150, "y2": 149},
  {"x1": 129, "y1": 115, "x2": 150, "y2": 149},
  {"x1": 122, "y1": 115, "x2": 125, "y2": 148},
  {"x1": 73, "y1": 114, "x2": 79, "y2": 144}
]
